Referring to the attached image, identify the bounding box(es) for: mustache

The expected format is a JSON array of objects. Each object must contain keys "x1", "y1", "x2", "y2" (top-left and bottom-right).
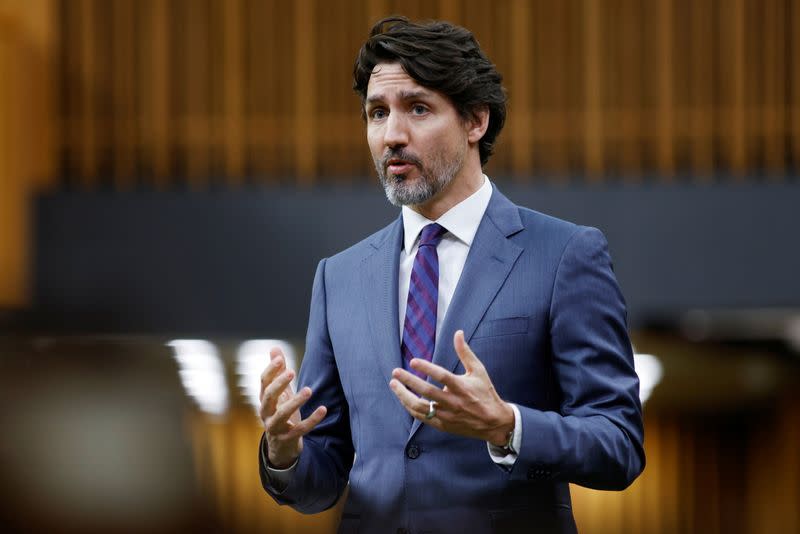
[{"x1": 380, "y1": 149, "x2": 422, "y2": 170}]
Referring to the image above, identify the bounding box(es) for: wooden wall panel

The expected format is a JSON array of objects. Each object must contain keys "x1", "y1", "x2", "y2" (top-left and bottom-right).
[
  {"x1": 0, "y1": 0, "x2": 57, "y2": 308},
  {"x1": 183, "y1": 399, "x2": 800, "y2": 534},
  {"x1": 569, "y1": 401, "x2": 800, "y2": 534},
  {"x1": 4, "y1": 0, "x2": 800, "y2": 308},
  {"x1": 41, "y1": 0, "x2": 800, "y2": 190},
  {"x1": 0, "y1": 19, "x2": 27, "y2": 308}
]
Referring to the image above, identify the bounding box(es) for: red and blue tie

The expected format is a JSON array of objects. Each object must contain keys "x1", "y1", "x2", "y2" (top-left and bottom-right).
[{"x1": 402, "y1": 223, "x2": 447, "y2": 380}]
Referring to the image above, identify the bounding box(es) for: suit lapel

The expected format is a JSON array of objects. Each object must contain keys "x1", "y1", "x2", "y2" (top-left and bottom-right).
[
  {"x1": 409, "y1": 187, "x2": 524, "y2": 439},
  {"x1": 360, "y1": 216, "x2": 411, "y2": 425}
]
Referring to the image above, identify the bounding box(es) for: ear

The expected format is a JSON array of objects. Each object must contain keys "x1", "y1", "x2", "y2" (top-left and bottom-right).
[{"x1": 466, "y1": 105, "x2": 490, "y2": 144}]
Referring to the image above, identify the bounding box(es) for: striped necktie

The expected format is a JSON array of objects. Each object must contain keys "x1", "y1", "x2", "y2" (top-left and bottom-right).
[{"x1": 401, "y1": 223, "x2": 447, "y2": 380}]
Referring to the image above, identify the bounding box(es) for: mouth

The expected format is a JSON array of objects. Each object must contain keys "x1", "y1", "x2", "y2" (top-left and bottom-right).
[{"x1": 386, "y1": 158, "x2": 416, "y2": 175}]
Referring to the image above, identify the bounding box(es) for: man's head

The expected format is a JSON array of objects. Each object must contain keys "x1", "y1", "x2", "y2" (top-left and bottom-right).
[{"x1": 354, "y1": 17, "x2": 506, "y2": 209}]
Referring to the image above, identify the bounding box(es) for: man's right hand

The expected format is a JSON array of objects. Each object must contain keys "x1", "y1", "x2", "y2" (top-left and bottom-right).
[{"x1": 260, "y1": 347, "x2": 327, "y2": 469}]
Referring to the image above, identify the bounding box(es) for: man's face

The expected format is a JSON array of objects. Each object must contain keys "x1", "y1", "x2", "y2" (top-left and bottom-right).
[{"x1": 365, "y1": 62, "x2": 469, "y2": 207}]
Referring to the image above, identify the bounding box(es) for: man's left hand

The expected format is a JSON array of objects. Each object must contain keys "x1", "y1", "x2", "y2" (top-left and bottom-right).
[{"x1": 390, "y1": 329, "x2": 515, "y2": 446}]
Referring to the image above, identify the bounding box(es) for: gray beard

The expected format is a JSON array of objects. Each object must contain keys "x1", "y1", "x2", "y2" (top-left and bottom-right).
[{"x1": 375, "y1": 150, "x2": 464, "y2": 208}]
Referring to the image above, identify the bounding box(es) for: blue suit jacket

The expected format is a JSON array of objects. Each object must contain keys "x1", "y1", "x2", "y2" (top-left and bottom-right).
[{"x1": 261, "y1": 186, "x2": 645, "y2": 534}]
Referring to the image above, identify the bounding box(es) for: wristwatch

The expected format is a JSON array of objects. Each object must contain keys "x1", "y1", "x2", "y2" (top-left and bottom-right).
[{"x1": 497, "y1": 427, "x2": 516, "y2": 455}]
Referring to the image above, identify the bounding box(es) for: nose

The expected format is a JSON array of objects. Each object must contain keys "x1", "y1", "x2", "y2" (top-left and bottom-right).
[{"x1": 383, "y1": 112, "x2": 409, "y2": 148}]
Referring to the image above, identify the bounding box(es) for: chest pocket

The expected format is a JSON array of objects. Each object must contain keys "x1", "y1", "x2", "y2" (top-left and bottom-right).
[{"x1": 471, "y1": 316, "x2": 529, "y2": 339}]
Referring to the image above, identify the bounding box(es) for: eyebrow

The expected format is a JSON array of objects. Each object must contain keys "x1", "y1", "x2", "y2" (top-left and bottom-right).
[{"x1": 365, "y1": 89, "x2": 434, "y2": 106}]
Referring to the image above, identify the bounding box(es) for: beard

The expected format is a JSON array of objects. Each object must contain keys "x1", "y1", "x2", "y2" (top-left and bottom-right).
[{"x1": 374, "y1": 145, "x2": 465, "y2": 207}]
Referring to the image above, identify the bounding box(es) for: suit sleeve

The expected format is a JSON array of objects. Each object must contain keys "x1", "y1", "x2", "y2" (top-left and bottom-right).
[
  {"x1": 259, "y1": 258, "x2": 355, "y2": 512},
  {"x1": 510, "y1": 226, "x2": 645, "y2": 490}
]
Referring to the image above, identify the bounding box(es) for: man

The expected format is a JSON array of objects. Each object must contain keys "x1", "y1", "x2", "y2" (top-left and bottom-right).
[{"x1": 258, "y1": 17, "x2": 644, "y2": 534}]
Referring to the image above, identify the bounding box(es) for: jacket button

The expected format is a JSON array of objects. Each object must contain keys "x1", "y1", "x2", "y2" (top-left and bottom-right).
[
  {"x1": 528, "y1": 465, "x2": 551, "y2": 479},
  {"x1": 406, "y1": 444, "x2": 420, "y2": 459}
]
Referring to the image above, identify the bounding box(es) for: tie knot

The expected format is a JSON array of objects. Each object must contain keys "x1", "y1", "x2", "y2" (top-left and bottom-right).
[{"x1": 419, "y1": 223, "x2": 446, "y2": 248}]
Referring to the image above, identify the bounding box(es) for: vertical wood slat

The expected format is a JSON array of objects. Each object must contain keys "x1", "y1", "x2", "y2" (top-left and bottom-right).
[
  {"x1": 743, "y1": 0, "x2": 761, "y2": 178},
  {"x1": 509, "y1": 0, "x2": 532, "y2": 179},
  {"x1": 690, "y1": 0, "x2": 713, "y2": 177},
  {"x1": 583, "y1": 0, "x2": 603, "y2": 179},
  {"x1": 294, "y1": 0, "x2": 316, "y2": 184},
  {"x1": 619, "y1": 0, "x2": 641, "y2": 180},
  {"x1": 656, "y1": 0, "x2": 674, "y2": 179},
  {"x1": 785, "y1": 397, "x2": 800, "y2": 532},
  {"x1": 794, "y1": 0, "x2": 800, "y2": 173},
  {"x1": 680, "y1": 424, "x2": 696, "y2": 533},
  {"x1": 745, "y1": 395, "x2": 800, "y2": 533},
  {"x1": 223, "y1": 0, "x2": 245, "y2": 184},
  {"x1": 535, "y1": 0, "x2": 568, "y2": 178},
  {"x1": 64, "y1": 0, "x2": 81, "y2": 182},
  {"x1": 730, "y1": 0, "x2": 747, "y2": 176},
  {"x1": 150, "y1": 0, "x2": 170, "y2": 187},
  {"x1": 0, "y1": 21, "x2": 26, "y2": 307},
  {"x1": 78, "y1": 0, "x2": 95, "y2": 186},
  {"x1": 438, "y1": 0, "x2": 460, "y2": 22},
  {"x1": 0, "y1": 1, "x2": 58, "y2": 308},
  {"x1": 367, "y1": 0, "x2": 388, "y2": 28},
  {"x1": 183, "y1": 0, "x2": 211, "y2": 187},
  {"x1": 643, "y1": 416, "x2": 664, "y2": 532},
  {"x1": 112, "y1": 0, "x2": 136, "y2": 188},
  {"x1": 705, "y1": 431, "x2": 721, "y2": 534},
  {"x1": 23, "y1": 0, "x2": 58, "y2": 190},
  {"x1": 245, "y1": 0, "x2": 263, "y2": 180},
  {"x1": 762, "y1": 0, "x2": 783, "y2": 174}
]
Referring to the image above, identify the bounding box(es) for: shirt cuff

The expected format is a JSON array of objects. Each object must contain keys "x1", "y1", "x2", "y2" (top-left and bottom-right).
[
  {"x1": 261, "y1": 438, "x2": 299, "y2": 492},
  {"x1": 487, "y1": 403, "x2": 522, "y2": 467}
]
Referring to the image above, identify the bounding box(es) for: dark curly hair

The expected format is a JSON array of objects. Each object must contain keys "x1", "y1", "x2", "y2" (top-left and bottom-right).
[{"x1": 353, "y1": 16, "x2": 507, "y2": 166}]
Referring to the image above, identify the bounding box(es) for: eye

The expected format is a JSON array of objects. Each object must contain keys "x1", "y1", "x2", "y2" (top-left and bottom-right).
[
  {"x1": 369, "y1": 108, "x2": 387, "y2": 120},
  {"x1": 411, "y1": 104, "x2": 428, "y2": 115}
]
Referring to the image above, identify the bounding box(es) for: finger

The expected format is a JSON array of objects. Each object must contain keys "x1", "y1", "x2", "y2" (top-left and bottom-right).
[
  {"x1": 389, "y1": 378, "x2": 431, "y2": 418},
  {"x1": 391, "y1": 368, "x2": 450, "y2": 404},
  {"x1": 408, "y1": 359, "x2": 464, "y2": 393},
  {"x1": 388, "y1": 382, "x2": 445, "y2": 429},
  {"x1": 269, "y1": 386, "x2": 312, "y2": 432},
  {"x1": 260, "y1": 370, "x2": 295, "y2": 420},
  {"x1": 453, "y1": 330, "x2": 483, "y2": 374},
  {"x1": 260, "y1": 352, "x2": 286, "y2": 389},
  {"x1": 284, "y1": 405, "x2": 328, "y2": 440},
  {"x1": 261, "y1": 368, "x2": 295, "y2": 406}
]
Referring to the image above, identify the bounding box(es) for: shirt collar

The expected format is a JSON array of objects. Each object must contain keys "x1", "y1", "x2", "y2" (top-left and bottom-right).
[{"x1": 401, "y1": 175, "x2": 493, "y2": 253}]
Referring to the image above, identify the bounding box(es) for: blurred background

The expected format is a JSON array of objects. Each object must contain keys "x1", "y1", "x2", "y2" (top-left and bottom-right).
[{"x1": 1, "y1": 0, "x2": 799, "y2": 532}]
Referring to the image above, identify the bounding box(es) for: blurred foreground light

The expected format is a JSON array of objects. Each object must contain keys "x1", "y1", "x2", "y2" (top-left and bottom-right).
[
  {"x1": 236, "y1": 340, "x2": 298, "y2": 413},
  {"x1": 633, "y1": 352, "x2": 663, "y2": 405},
  {"x1": 167, "y1": 340, "x2": 229, "y2": 416}
]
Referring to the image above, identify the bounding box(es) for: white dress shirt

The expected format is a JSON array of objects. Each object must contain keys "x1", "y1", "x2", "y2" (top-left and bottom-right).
[{"x1": 265, "y1": 176, "x2": 522, "y2": 485}]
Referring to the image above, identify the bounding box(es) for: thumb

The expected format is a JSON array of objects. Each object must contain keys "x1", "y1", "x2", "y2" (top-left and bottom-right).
[{"x1": 453, "y1": 330, "x2": 480, "y2": 373}]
